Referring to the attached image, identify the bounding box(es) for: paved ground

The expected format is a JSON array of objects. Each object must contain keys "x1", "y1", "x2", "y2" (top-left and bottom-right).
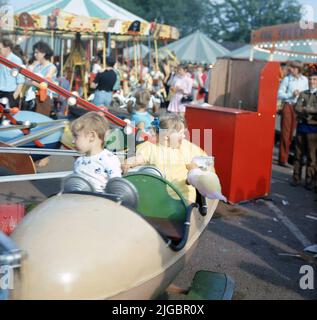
[
  {"x1": 168, "y1": 158, "x2": 317, "y2": 300},
  {"x1": 0, "y1": 148, "x2": 316, "y2": 300}
]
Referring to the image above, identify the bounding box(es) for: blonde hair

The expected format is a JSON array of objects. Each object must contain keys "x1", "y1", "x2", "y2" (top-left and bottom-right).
[
  {"x1": 159, "y1": 113, "x2": 186, "y2": 132},
  {"x1": 127, "y1": 89, "x2": 151, "y2": 112},
  {"x1": 71, "y1": 112, "x2": 109, "y2": 143}
]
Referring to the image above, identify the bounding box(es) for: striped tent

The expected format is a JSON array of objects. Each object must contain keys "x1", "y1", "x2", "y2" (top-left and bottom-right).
[
  {"x1": 15, "y1": 0, "x2": 146, "y2": 22},
  {"x1": 227, "y1": 43, "x2": 317, "y2": 63},
  {"x1": 159, "y1": 31, "x2": 230, "y2": 64},
  {"x1": 123, "y1": 44, "x2": 149, "y2": 60}
]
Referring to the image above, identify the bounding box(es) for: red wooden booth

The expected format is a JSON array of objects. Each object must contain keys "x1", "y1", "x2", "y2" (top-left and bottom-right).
[{"x1": 185, "y1": 58, "x2": 280, "y2": 203}]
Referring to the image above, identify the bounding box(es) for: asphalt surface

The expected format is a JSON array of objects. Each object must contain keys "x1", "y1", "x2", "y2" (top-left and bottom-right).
[
  {"x1": 0, "y1": 148, "x2": 316, "y2": 300},
  {"x1": 168, "y1": 156, "x2": 317, "y2": 300}
]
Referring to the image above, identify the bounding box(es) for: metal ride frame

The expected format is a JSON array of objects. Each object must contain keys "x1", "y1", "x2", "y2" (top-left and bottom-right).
[
  {"x1": 0, "y1": 55, "x2": 152, "y2": 140},
  {"x1": 0, "y1": 54, "x2": 152, "y2": 182}
]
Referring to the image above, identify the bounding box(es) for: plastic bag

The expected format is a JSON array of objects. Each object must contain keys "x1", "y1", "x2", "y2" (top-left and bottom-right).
[{"x1": 187, "y1": 168, "x2": 227, "y2": 201}]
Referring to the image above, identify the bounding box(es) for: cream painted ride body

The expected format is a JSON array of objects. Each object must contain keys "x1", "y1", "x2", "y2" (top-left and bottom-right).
[{"x1": 10, "y1": 194, "x2": 218, "y2": 300}]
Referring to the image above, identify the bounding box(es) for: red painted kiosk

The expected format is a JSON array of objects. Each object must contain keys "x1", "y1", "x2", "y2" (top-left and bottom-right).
[{"x1": 186, "y1": 58, "x2": 280, "y2": 203}]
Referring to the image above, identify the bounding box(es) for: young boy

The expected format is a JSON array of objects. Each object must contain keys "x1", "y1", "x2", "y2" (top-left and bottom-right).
[
  {"x1": 71, "y1": 111, "x2": 122, "y2": 193},
  {"x1": 127, "y1": 89, "x2": 156, "y2": 133}
]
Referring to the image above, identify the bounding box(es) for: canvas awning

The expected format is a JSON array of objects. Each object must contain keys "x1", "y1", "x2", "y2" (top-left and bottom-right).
[
  {"x1": 13, "y1": 0, "x2": 179, "y2": 40},
  {"x1": 248, "y1": 23, "x2": 317, "y2": 62},
  {"x1": 159, "y1": 31, "x2": 229, "y2": 64}
]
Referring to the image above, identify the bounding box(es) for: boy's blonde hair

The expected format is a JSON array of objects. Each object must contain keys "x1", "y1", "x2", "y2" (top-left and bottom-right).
[
  {"x1": 127, "y1": 89, "x2": 151, "y2": 112},
  {"x1": 71, "y1": 111, "x2": 109, "y2": 143}
]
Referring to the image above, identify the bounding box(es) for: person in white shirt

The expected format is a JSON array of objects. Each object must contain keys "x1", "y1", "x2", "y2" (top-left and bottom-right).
[
  {"x1": 71, "y1": 112, "x2": 122, "y2": 193},
  {"x1": 277, "y1": 60, "x2": 309, "y2": 167},
  {"x1": 92, "y1": 57, "x2": 102, "y2": 74},
  {"x1": 0, "y1": 38, "x2": 25, "y2": 107}
]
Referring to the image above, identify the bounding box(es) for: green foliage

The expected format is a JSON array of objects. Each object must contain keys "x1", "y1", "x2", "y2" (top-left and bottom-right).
[
  {"x1": 111, "y1": 0, "x2": 302, "y2": 43},
  {"x1": 111, "y1": 0, "x2": 208, "y2": 36},
  {"x1": 203, "y1": 0, "x2": 302, "y2": 43}
]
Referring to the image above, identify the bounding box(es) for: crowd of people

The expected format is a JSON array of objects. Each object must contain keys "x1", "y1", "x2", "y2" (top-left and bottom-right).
[
  {"x1": 0, "y1": 37, "x2": 212, "y2": 118},
  {"x1": 90, "y1": 55, "x2": 212, "y2": 111},
  {"x1": 277, "y1": 60, "x2": 317, "y2": 193},
  {"x1": 1, "y1": 37, "x2": 316, "y2": 194}
]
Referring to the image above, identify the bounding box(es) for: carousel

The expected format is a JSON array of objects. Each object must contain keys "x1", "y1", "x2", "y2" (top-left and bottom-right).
[
  {"x1": 3, "y1": 0, "x2": 180, "y2": 100},
  {"x1": 0, "y1": 51, "x2": 233, "y2": 299}
]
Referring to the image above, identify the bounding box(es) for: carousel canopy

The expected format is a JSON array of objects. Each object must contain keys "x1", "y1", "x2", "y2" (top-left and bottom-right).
[
  {"x1": 12, "y1": 1, "x2": 179, "y2": 40},
  {"x1": 15, "y1": 0, "x2": 146, "y2": 22},
  {"x1": 159, "y1": 31, "x2": 230, "y2": 64}
]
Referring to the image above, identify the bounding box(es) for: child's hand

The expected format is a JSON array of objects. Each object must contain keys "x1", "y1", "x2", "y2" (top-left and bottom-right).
[
  {"x1": 121, "y1": 156, "x2": 138, "y2": 173},
  {"x1": 121, "y1": 163, "x2": 131, "y2": 173},
  {"x1": 186, "y1": 162, "x2": 199, "y2": 171}
]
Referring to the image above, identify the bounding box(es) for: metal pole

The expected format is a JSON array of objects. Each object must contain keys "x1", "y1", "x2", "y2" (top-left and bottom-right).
[
  {"x1": 107, "y1": 32, "x2": 111, "y2": 57},
  {"x1": 138, "y1": 39, "x2": 143, "y2": 80},
  {"x1": 61, "y1": 38, "x2": 64, "y2": 75},
  {"x1": 0, "y1": 147, "x2": 127, "y2": 157},
  {"x1": 133, "y1": 40, "x2": 138, "y2": 79},
  {"x1": 0, "y1": 119, "x2": 68, "y2": 132},
  {"x1": 148, "y1": 35, "x2": 152, "y2": 71},
  {"x1": 8, "y1": 124, "x2": 65, "y2": 147},
  {"x1": 0, "y1": 55, "x2": 153, "y2": 142},
  {"x1": 0, "y1": 147, "x2": 79, "y2": 156},
  {"x1": 90, "y1": 38, "x2": 93, "y2": 60},
  {"x1": 249, "y1": 46, "x2": 254, "y2": 61},
  {"x1": 154, "y1": 39, "x2": 159, "y2": 70},
  {"x1": 103, "y1": 33, "x2": 106, "y2": 68},
  {"x1": 0, "y1": 171, "x2": 72, "y2": 183},
  {"x1": 51, "y1": 30, "x2": 54, "y2": 51}
]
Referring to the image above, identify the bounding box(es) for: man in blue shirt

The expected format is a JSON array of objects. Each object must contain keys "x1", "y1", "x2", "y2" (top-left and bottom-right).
[
  {"x1": 277, "y1": 60, "x2": 309, "y2": 167},
  {"x1": 292, "y1": 73, "x2": 317, "y2": 192},
  {"x1": 0, "y1": 38, "x2": 25, "y2": 108}
]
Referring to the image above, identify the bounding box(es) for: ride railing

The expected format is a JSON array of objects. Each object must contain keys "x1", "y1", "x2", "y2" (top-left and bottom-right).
[{"x1": 0, "y1": 55, "x2": 153, "y2": 143}]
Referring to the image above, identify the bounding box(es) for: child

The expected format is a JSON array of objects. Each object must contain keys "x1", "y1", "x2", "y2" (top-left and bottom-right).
[
  {"x1": 123, "y1": 114, "x2": 221, "y2": 204},
  {"x1": 127, "y1": 89, "x2": 157, "y2": 133},
  {"x1": 71, "y1": 111, "x2": 122, "y2": 193}
]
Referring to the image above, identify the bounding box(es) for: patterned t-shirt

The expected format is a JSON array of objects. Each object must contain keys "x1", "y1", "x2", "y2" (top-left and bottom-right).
[{"x1": 74, "y1": 149, "x2": 122, "y2": 193}]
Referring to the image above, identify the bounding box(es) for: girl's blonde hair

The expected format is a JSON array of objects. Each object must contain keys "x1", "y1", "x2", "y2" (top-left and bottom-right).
[
  {"x1": 159, "y1": 113, "x2": 186, "y2": 131},
  {"x1": 71, "y1": 111, "x2": 109, "y2": 143}
]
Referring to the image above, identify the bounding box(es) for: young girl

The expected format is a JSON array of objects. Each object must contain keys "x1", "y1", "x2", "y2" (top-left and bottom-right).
[
  {"x1": 71, "y1": 111, "x2": 122, "y2": 193},
  {"x1": 123, "y1": 114, "x2": 217, "y2": 203},
  {"x1": 31, "y1": 41, "x2": 58, "y2": 116},
  {"x1": 167, "y1": 64, "x2": 193, "y2": 116},
  {"x1": 127, "y1": 89, "x2": 158, "y2": 134}
]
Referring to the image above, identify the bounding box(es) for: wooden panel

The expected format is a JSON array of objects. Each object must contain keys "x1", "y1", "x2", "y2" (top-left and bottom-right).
[
  {"x1": 226, "y1": 60, "x2": 266, "y2": 111},
  {"x1": 209, "y1": 58, "x2": 267, "y2": 112},
  {"x1": 0, "y1": 141, "x2": 36, "y2": 175},
  {"x1": 208, "y1": 58, "x2": 229, "y2": 107}
]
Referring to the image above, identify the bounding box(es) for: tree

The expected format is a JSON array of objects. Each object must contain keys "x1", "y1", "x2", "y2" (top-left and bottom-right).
[
  {"x1": 111, "y1": 0, "x2": 209, "y2": 36},
  {"x1": 202, "y1": 0, "x2": 302, "y2": 43},
  {"x1": 111, "y1": 0, "x2": 302, "y2": 43}
]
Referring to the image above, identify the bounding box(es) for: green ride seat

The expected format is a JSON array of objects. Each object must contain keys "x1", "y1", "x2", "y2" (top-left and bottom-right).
[
  {"x1": 124, "y1": 173, "x2": 188, "y2": 221},
  {"x1": 124, "y1": 173, "x2": 189, "y2": 241},
  {"x1": 186, "y1": 271, "x2": 235, "y2": 300}
]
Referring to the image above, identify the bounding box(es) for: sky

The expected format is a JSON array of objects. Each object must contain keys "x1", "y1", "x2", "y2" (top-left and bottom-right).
[{"x1": 4, "y1": 0, "x2": 317, "y2": 21}]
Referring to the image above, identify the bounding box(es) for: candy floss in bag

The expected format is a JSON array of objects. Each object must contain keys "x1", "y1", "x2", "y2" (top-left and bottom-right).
[{"x1": 187, "y1": 167, "x2": 227, "y2": 202}]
